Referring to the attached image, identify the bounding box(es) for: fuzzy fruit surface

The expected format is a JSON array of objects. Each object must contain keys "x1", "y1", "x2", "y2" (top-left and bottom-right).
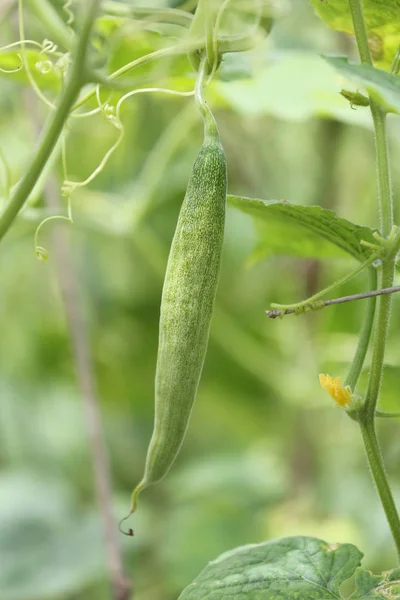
[{"x1": 144, "y1": 133, "x2": 227, "y2": 486}]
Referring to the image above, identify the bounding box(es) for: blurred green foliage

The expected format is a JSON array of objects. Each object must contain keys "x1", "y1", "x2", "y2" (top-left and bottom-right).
[
  {"x1": 312, "y1": 0, "x2": 400, "y2": 69},
  {"x1": 1, "y1": 1, "x2": 400, "y2": 599}
]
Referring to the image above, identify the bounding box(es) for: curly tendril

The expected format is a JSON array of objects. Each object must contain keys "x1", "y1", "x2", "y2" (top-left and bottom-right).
[
  {"x1": 15, "y1": 3, "x2": 73, "y2": 105},
  {"x1": 71, "y1": 42, "x2": 200, "y2": 113},
  {"x1": 3, "y1": 4, "x2": 96, "y2": 118},
  {"x1": 35, "y1": 60, "x2": 54, "y2": 75},
  {"x1": 0, "y1": 39, "x2": 43, "y2": 52},
  {"x1": 63, "y1": 0, "x2": 75, "y2": 34},
  {"x1": 35, "y1": 39, "x2": 61, "y2": 75},
  {"x1": 40, "y1": 39, "x2": 59, "y2": 55},
  {"x1": 34, "y1": 190, "x2": 73, "y2": 261},
  {"x1": 0, "y1": 40, "x2": 46, "y2": 74},
  {"x1": 33, "y1": 135, "x2": 73, "y2": 261},
  {"x1": 37, "y1": 86, "x2": 194, "y2": 259},
  {"x1": 0, "y1": 37, "x2": 65, "y2": 78},
  {"x1": 18, "y1": 0, "x2": 58, "y2": 109},
  {"x1": 62, "y1": 86, "x2": 195, "y2": 197},
  {"x1": 34, "y1": 213, "x2": 72, "y2": 261}
]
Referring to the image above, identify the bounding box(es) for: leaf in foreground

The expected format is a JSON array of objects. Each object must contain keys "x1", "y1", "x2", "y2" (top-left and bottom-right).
[
  {"x1": 179, "y1": 535, "x2": 363, "y2": 599},
  {"x1": 228, "y1": 195, "x2": 378, "y2": 263},
  {"x1": 353, "y1": 566, "x2": 400, "y2": 598}
]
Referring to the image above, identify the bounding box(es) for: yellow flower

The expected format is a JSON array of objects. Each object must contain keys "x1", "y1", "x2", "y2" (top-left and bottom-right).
[{"x1": 319, "y1": 374, "x2": 352, "y2": 407}]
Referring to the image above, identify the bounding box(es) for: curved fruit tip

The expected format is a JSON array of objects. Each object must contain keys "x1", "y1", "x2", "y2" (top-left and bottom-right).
[
  {"x1": 118, "y1": 481, "x2": 146, "y2": 537},
  {"x1": 118, "y1": 512, "x2": 135, "y2": 537}
]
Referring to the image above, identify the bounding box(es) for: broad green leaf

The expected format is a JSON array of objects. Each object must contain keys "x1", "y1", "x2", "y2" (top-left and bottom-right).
[
  {"x1": 325, "y1": 56, "x2": 400, "y2": 114},
  {"x1": 353, "y1": 566, "x2": 400, "y2": 598},
  {"x1": 228, "y1": 195, "x2": 378, "y2": 262},
  {"x1": 178, "y1": 536, "x2": 363, "y2": 599},
  {"x1": 311, "y1": 0, "x2": 400, "y2": 70}
]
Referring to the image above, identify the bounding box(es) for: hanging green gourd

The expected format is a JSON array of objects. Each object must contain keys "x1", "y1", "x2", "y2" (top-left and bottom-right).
[{"x1": 120, "y1": 57, "x2": 227, "y2": 535}]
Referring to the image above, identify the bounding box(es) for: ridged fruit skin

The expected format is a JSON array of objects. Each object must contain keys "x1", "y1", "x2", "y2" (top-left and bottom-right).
[{"x1": 134, "y1": 131, "x2": 227, "y2": 502}]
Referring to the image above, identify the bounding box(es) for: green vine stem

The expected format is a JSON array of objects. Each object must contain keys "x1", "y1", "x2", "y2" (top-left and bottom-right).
[
  {"x1": 360, "y1": 420, "x2": 400, "y2": 556},
  {"x1": 28, "y1": 0, "x2": 73, "y2": 50},
  {"x1": 345, "y1": 266, "x2": 377, "y2": 391},
  {"x1": 364, "y1": 260, "x2": 395, "y2": 419},
  {"x1": 195, "y1": 55, "x2": 219, "y2": 139},
  {"x1": 348, "y1": 0, "x2": 400, "y2": 557},
  {"x1": 348, "y1": 0, "x2": 373, "y2": 65},
  {"x1": 0, "y1": 0, "x2": 101, "y2": 243},
  {"x1": 270, "y1": 252, "x2": 379, "y2": 313}
]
